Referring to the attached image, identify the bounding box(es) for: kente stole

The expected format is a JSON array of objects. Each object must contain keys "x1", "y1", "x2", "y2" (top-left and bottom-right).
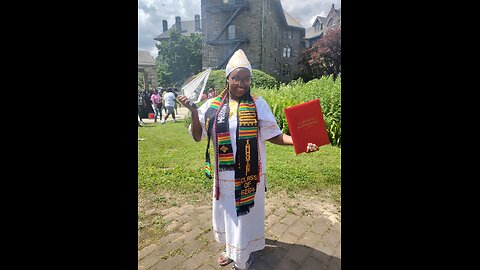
[{"x1": 204, "y1": 93, "x2": 260, "y2": 216}]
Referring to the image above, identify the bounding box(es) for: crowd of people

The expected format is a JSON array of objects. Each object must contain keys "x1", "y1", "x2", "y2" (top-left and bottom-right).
[{"x1": 138, "y1": 87, "x2": 181, "y2": 126}]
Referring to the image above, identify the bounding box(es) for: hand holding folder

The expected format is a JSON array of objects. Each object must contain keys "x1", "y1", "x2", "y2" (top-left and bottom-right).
[{"x1": 284, "y1": 99, "x2": 330, "y2": 154}]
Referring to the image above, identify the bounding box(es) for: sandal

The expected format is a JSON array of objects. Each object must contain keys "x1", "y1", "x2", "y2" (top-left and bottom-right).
[{"x1": 218, "y1": 251, "x2": 233, "y2": 266}]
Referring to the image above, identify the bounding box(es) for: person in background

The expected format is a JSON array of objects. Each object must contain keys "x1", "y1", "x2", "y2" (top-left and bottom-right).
[
  {"x1": 177, "y1": 49, "x2": 319, "y2": 270},
  {"x1": 143, "y1": 89, "x2": 153, "y2": 117},
  {"x1": 173, "y1": 88, "x2": 179, "y2": 114},
  {"x1": 161, "y1": 88, "x2": 179, "y2": 124},
  {"x1": 138, "y1": 90, "x2": 145, "y2": 126},
  {"x1": 162, "y1": 88, "x2": 168, "y2": 114},
  {"x1": 150, "y1": 88, "x2": 162, "y2": 123},
  {"x1": 207, "y1": 87, "x2": 216, "y2": 99},
  {"x1": 158, "y1": 87, "x2": 164, "y2": 116}
]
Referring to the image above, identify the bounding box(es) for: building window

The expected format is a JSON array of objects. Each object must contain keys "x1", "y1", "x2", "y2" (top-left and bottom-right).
[
  {"x1": 228, "y1": 24, "x2": 235, "y2": 39},
  {"x1": 283, "y1": 46, "x2": 292, "y2": 58},
  {"x1": 282, "y1": 64, "x2": 291, "y2": 76},
  {"x1": 328, "y1": 18, "x2": 333, "y2": 27},
  {"x1": 315, "y1": 22, "x2": 323, "y2": 31},
  {"x1": 288, "y1": 31, "x2": 292, "y2": 39}
]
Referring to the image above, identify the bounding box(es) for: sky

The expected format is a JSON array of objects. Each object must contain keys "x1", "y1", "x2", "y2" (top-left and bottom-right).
[{"x1": 138, "y1": 0, "x2": 341, "y2": 58}]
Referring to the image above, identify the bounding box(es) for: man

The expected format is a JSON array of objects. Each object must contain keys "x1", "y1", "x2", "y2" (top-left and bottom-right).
[{"x1": 161, "y1": 88, "x2": 179, "y2": 123}]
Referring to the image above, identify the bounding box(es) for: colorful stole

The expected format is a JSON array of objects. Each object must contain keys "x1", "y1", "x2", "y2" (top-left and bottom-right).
[{"x1": 204, "y1": 93, "x2": 260, "y2": 216}]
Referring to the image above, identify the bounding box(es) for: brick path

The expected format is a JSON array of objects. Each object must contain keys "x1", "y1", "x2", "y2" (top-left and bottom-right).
[{"x1": 138, "y1": 194, "x2": 340, "y2": 270}]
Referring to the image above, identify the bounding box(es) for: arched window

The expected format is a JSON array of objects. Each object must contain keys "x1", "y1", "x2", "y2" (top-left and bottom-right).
[{"x1": 328, "y1": 18, "x2": 333, "y2": 27}]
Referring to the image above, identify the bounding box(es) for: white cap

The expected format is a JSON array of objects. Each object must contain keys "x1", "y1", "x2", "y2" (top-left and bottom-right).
[{"x1": 225, "y1": 49, "x2": 252, "y2": 77}]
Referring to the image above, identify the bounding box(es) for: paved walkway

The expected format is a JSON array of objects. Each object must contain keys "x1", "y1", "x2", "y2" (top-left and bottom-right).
[{"x1": 138, "y1": 194, "x2": 341, "y2": 270}]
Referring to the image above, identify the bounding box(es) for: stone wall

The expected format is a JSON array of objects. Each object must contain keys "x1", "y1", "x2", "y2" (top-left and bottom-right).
[{"x1": 201, "y1": 0, "x2": 306, "y2": 82}]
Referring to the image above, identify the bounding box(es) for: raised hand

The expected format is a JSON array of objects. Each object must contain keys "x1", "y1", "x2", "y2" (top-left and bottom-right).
[{"x1": 177, "y1": 95, "x2": 197, "y2": 111}]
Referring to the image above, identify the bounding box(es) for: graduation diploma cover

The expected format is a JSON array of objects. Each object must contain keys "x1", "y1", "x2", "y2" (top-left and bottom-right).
[{"x1": 284, "y1": 99, "x2": 331, "y2": 154}]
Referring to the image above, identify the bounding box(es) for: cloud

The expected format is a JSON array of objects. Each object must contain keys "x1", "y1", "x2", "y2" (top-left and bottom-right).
[
  {"x1": 281, "y1": 0, "x2": 341, "y2": 27},
  {"x1": 138, "y1": 0, "x2": 341, "y2": 58}
]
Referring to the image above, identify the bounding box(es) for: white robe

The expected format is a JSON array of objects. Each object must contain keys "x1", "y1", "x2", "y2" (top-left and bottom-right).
[{"x1": 191, "y1": 96, "x2": 282, "y2": 269}]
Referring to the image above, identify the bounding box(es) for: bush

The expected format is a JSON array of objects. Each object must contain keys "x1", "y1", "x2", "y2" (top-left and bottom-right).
[
  {"x1": 190, "y1": 68, "x2": 280, "y2": 95},
  {"x1": 251, "y1": 69, "x2": 279, "y2": 89},
  {"x1": 206, "y1": 69, "x2": 228, "y2": 93},
  {"x1": 254, "y1": 75, "x2": 341, "y2": 146}
]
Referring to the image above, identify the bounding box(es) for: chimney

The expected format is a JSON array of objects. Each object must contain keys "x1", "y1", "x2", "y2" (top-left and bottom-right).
[
  {"x1": 175, "y1": 16, "x2": 181, "y2": 32},
  {"x1": 194, "y1": 14, "x2": 200, "y2": 32},
  {"x1": 162, "y1": 20, "x2": 168, "y2": 32},
  {"x1": 332, "y1": 4, "x2": 334, "y2": 9}
]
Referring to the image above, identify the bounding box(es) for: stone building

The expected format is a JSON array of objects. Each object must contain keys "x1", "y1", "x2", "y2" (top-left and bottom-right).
[
  {"x1": 138, "y1": 50, "x2": 157, "y2": 91},
  {"x1": 304, "y1": 4, "x2": 341, "y2": 48},
  {"x1": 154, "y1": 14, "x2": 202, "y2": 42},
  {"x1": 201, "y1": 0, "x2": 306, "y2": 83},
  {"x1": 154, "y1": 1, "x2": 341, "y2": 83}
]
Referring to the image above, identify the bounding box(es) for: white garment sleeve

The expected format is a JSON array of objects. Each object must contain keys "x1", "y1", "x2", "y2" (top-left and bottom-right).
[
  {"x1": 255, "y1": 96, "x2": 283, "y2": 142},
  {"x1": 188, "y1": 99, "x2": 212, "y2": 141}
]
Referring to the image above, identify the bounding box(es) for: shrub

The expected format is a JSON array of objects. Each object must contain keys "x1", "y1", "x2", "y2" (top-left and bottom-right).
[
  {"x1": 206, "y1": 69, "x2": 228, "y2": 93},
  {"x1": 251, "y1": 69, "x2": 279, "y2": 89},
  {"x1": 183, "y1": 71, "x2": 343, "y2": 146},
  {"x1": 254, "y1": 75, "x2": 341, "y2": 146},
  {"x1": 188, "y1": 68, "x2": 280, "y2": 95}
]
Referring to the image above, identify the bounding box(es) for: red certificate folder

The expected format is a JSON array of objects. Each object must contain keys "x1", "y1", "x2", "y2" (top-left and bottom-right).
[{"x1": 284, "y1": 99, "x2": 330, "y2": 154}]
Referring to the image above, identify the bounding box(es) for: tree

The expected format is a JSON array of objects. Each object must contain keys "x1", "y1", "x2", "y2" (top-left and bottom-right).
[
  {"x1": 301, "y1": 27, "x2": 341, "y2": 79},
  {"x1": 156, "y1": 30, "x2": 202, "y2": 87}
]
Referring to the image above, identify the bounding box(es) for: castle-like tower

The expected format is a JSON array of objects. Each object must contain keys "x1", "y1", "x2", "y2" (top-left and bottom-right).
[{"x1": 201, "y1": 0, "x2": 306, "y2": 82}]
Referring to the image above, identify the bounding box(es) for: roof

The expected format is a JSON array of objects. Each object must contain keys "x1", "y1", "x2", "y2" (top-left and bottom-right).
[
  {"x1": 272, "y1": 0, "x2": 304, "y2": 29},
  {"x1": 304, "y1": 27, "x2": 323, "y2": 39},
  {"x1": 154, "y1": 20, "x2": 201, "y2": 41},
  {"x1": 138, "y1": 51, "x2": 155, "y2": 66},
  {"x1": 283, "y1": 9, "x2": 304, "y2": 28},
  {"x1": 313, "y1": 16, "x2": 327, "y2": 27},
  {"x1": 305, "y1": 16, "x2": 327, "y2": 39}
]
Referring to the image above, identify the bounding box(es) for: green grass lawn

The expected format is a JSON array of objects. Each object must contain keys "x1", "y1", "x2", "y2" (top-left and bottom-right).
[{"x1": 138, "y1": 119, "x2": 341, "y2": 206}]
